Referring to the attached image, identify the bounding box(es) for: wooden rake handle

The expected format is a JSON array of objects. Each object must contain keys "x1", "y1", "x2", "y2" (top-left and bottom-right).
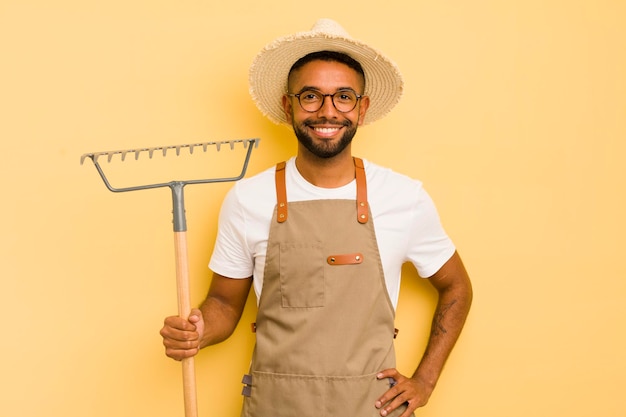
[{"x1": 174, "y1": 230, "x2": 198, "y2": 417}]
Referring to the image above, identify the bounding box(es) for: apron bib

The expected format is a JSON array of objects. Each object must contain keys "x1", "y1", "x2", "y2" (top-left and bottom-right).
[{"x1": 241, "y1": 158, "x2": 412, "y2": 417}]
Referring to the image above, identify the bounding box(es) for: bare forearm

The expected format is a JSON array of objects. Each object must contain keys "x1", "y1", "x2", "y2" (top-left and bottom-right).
[
  {"x1": 374, "y1": 253, "x2": 471, "y2": 416},
  {"x1": 197, "y1": 274, "x2": 252, "y2": 349},
  {"x1": 413, "y1": 282, "x2": 472, "y2": 387},
  {"x1": 197, "y1": 296, "x2": 242, "y2": 348}
]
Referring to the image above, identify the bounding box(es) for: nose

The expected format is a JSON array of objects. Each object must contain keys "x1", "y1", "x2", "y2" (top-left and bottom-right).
[{"x1": 316, "y1": 94, "x2": 339, "y2": 118}]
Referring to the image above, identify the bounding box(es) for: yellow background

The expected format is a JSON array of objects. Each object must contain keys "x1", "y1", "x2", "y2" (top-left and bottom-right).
[{"x1": 1, "y1": 1, "x2": 624, "y2": 416}]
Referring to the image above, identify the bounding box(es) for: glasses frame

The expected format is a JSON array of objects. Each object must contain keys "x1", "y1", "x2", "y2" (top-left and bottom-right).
[{"x1": 286, "y1": 89, "x2": 364, "y2": 113}]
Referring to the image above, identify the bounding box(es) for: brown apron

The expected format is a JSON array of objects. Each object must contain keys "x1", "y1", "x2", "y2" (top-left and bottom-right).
[{"x1": 241, "y1": 158, "x2": 412, "y2": 417}]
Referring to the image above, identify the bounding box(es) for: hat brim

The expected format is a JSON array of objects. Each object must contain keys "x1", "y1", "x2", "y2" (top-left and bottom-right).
[{"x1": 249, "y1": 31, "x2": 404, "y2": 125}]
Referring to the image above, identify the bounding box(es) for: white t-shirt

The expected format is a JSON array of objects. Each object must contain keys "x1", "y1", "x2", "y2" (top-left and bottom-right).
[{"x1": 209, "y1": 157, "x2": 455, "y2": 309}]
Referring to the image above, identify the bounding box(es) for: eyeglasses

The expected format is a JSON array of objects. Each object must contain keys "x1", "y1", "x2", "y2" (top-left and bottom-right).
[{"x1": 287, "y1": 89, "x2": 363, "y2": 113}]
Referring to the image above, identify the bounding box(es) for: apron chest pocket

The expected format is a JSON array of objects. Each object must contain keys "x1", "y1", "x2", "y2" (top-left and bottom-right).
[{"x1": 279, "y1": 242, "x2": 325, "y2": 308}]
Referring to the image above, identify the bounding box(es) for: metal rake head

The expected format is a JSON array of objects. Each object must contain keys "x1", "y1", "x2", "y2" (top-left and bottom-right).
[
  {"x1": 80, "y1": 138, "x2": 260, "y2": 193},
  {"x1": 80, "y1": 139, "x2": 259, "y2": 165}
]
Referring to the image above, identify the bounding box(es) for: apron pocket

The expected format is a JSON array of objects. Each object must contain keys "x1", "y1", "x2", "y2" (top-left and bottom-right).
[
  {"x1": 242, "y1": 371, "x2": 323, "y2": 417},
  {"x1": 279, "y1": 242, "x2": 325, "y2": 308},
  {"x1": 241, "y1": 371, "x2": 410, "y2": 417},
  {"x1": 325, "y1": 373, "x2": 409, "y2": 417}
]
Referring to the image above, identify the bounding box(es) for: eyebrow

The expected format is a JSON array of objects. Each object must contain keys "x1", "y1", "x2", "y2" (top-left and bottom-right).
[{"x1": 295, "y1": 86, "x2": 359, "y2": 94}]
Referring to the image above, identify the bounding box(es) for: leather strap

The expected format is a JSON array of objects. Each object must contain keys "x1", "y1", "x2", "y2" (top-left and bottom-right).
[
  {"x1": 354, "y1": 157, "x2": 369, "y2": 224},
  {"x1": 327, "y1": 253, "x2": 364, "y2": 265},
  {"x1": 275, "y1": 158, "x2": 368, "y2": 224},
  {"x1": 275, "y1": 161, "x2": 288, "y2": 223}
]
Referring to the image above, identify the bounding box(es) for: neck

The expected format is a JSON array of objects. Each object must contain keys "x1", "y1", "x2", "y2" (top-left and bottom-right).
[{"x1": 295, "y1": 148, "x2": 355, "y2": 188}]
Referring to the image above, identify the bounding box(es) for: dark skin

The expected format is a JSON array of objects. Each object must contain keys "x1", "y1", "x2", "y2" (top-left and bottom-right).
[
  {"x1": 160, "y1": 59, "x2": 473, "y2": 416},
  {"x1": 374, "y1": 251, "x2": 472, "y2": 416},
  {"x1": 160, "y1": 273, "x2": 252, "y2": 357}
]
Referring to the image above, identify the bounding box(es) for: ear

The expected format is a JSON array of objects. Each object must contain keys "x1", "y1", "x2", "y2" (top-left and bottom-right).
[
  {"x1": 357, "y1": 95, "x2": 370, "y2": 126},
  {"x1": 282, "y1": 94, "x2": 293, "y2": 124}
]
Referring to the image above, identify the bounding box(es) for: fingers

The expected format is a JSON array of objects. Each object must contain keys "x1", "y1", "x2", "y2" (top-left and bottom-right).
[
  {"x1": 375, "y1": 369, "x2": 426, "y2": 417},
  {"x1": 375, "y1": 368, "x2": 401, "y2": 404},
  {"x1": 375, "y1": 369, "x2": 402, "y2": 415},
  {"x1": 376, "y1": 368, "x2": 400, "y2": 381},
  {"x1": 163, "y1": 345, "x2": 200, "y2": 361},
  {"x1": 377, "y1": 392, "x2": 415, "y2": 417},
  {"x1": 160, "y1": 315, "x2": 201, "y2": 361}
]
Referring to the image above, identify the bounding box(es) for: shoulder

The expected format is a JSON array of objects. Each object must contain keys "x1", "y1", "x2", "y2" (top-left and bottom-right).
[
  {"x1": 238, "y1": 162, "x2": 278, "y2": 188},
  {"x1": 362, "y1": 159, "x2": 427, "y2": 209},
  {"x1": 218, "y1": 162, "x2": 281, "y2": 223},
  {"x1": 363, "y1": 159, "x2": 423, "y2": 189},
  {"x1": 228, "y1": 162, "x2": 278, "y2": 201}
]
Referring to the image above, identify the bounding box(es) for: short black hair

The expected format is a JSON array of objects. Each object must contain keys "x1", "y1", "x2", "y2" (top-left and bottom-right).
[{"x1": 288, "y1": 50, "x2": 365, "y2": 90}]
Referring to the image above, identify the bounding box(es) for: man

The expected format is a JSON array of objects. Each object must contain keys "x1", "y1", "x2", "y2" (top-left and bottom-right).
[{"x1": 161, "y1": 19, "x2": 472, "y2": 417}]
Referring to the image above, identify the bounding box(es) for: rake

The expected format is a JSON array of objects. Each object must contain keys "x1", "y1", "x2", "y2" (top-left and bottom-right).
[{"x1": 81, "y1": 138, "x2": 260, "y2": 417}]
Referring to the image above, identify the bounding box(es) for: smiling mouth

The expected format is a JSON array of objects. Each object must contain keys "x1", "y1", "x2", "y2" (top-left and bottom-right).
[{"x1": 312, "y1": 126, "x2": 342, "y2": 135}]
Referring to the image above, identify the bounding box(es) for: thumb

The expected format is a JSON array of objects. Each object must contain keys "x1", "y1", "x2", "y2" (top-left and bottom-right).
[
  {"x1": 187, "y1": 308, "x2": 203, "y2": 324},
  {"x1": 189, "y1": 308, "x2": 205, "y2": 346}
]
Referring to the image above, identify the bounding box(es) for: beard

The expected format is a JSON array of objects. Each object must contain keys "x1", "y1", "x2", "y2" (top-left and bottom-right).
[{"x1": 292, "y1": 118, "x2": 358, "y2": 159}]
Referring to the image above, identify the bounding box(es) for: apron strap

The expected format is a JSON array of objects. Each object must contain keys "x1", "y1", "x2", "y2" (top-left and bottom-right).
[
  {"x1": 274, "y1": 158, "x2": 369, "y2": 224},
  {"x1": 354, "y1": 157, "x2": 369, "y2": 224},
  {"x1": 275, "y1": 161, "x2": 288, "y2": 223}
]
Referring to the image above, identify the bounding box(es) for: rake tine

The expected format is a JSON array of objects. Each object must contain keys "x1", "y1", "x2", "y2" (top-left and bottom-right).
[{"x1": 81, "y1": 138, "x2": 260, "y2": 168}]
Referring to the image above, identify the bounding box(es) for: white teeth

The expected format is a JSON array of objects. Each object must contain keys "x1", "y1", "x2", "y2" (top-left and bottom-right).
[{"x1": 314, "y1": 127, "x2": 340, "y2": 133}]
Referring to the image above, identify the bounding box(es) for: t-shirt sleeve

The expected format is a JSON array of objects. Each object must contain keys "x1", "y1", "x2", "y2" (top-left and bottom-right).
[
  {"x1": 407, "y1": 187, "x2": 456, "y2": 278},
  {"x1": 208, "y1": 184, "x2": 254, "y2": 279}
]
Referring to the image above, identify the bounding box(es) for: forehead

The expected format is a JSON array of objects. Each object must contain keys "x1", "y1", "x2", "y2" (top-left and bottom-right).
[{"x1": 287, "y1": 60, "x2": 365, "y2": 92}]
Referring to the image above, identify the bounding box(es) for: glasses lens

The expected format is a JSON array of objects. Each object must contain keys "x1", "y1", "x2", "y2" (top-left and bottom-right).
[
  {"x1": 296, "y1": 90, "x2": 359, "y2": 113},
  {"x1": 332, "y1": 91, "x2": 358, "y2": 112},
  {"x1": 298, "y1": 90, "x2": 324, "y2": 112}
]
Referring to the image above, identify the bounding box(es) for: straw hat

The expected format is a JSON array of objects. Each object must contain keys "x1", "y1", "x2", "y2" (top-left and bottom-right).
[{"x1": 249, "y1": 18, "x2": 404, "y2": 125}]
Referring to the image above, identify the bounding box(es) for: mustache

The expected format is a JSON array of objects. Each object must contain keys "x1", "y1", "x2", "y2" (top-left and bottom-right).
[{"x1": 304, "y1": 118, "x2": 351, "y2": 127}]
